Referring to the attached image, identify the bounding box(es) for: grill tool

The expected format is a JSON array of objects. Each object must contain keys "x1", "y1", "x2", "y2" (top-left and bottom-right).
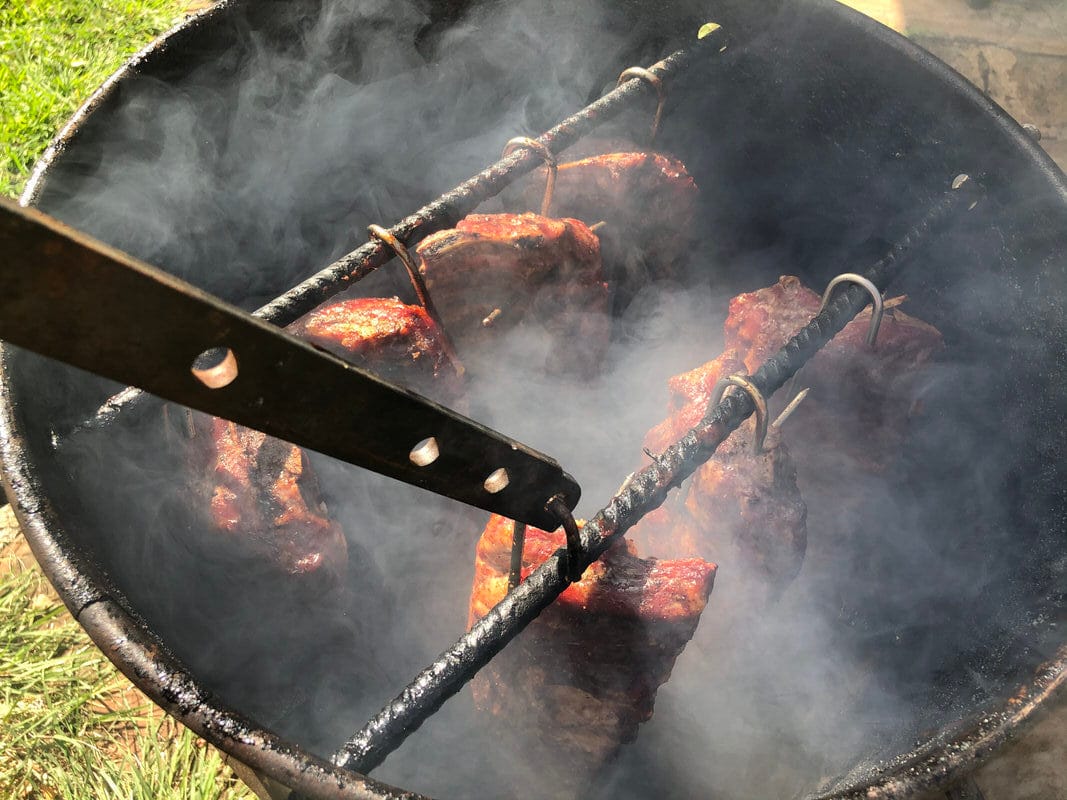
[{"x1": 0, "y1": 197, "x2": 578, "y2": 529}]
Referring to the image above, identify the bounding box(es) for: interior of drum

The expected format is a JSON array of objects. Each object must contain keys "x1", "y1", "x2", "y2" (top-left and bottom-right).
[{"x1": 8, "y1": 0, "x2": 1067, "y2": 798}]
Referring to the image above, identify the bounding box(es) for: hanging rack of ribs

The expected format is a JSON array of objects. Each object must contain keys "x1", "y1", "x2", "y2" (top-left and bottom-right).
[
  {"x1": 513, "y1": 146, "x2": 699, "y2": 302},
  {"x1": 329, "y1": 176, "x2": 979, "y2": 778},
  {"x1": 635, "y1": 348, "x2": 808, "y2": 595},
  {"x1": 190, "y1": 296, "x2": 463, "y2": 584},
  {"x1": 415, "y1": 214, "x2": 610, "y2": 371},
  {"x1": 67, "y1": 26, "x2": 731, "y2": 439},
  {"x1": 468, "y1": 514, "x2": 716, "y2": 795},
  {"x1": 6, "y1": 21, "x2": 981, "y2": 792},
  {"x1": 725, "y1": 274, "x2": 944, "y2": 472}
]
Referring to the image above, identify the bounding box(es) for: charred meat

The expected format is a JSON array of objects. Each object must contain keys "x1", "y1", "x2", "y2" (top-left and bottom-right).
[
  {"x1": 195, "y1": 297, "x2": 461, "y2": 584},
  {"x1": 519, "y1": 148, "x2": 698, "y2": 300},
  {"x1": 638, "y1": 350, "x2": 807, "y2": 591},
  {"x1": 642, "y1": 349, "x2": 748, "y2": 455},
  {"x1": 415, "y1": 213, "x2": 610, "y2": 370},
  {"x1": 289, "y1": 296, "x2": 463, "y2": 402},
  {"x1": 469, "y1": 513, "x2": 715, "y2": 795},
  {"x1": 204, "y1": 418, "x2": 348, "y2": 584},
  {"x1": 725, "y1": 275, "x2": 943, "y2": 470}
]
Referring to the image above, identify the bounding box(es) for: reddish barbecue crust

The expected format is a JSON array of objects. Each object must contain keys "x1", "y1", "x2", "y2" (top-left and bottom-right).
[
  {"x1": 289, "y1": 296, "x2": 462, "y2": 401},
  {"x1": 521, "y1": 150, "x2": 699, "y2": 293},
  {"x1": 207, "y1": 419, "x2": 347, "y2": 582},
  {"x1": 638, "y1": 352, "x2": 807, "y2": 589},
  {"x1": 198, "y1": 297, "x2": 460, "y2": 584},
  {"x1": 415, "y1": 212, "x2": 610, "y2": 370},
  {"x1": 642, "y1": 349, "x2": 748, "y2": 455},
  {"x1": 552, "y1": 151, "x2": 697, "y2": 230},
  {"x1": 556, "y1": 137, "x2": 642, "y2": 162},
  {"x1": 470, "y1": 514, "x2": 715, "y2": 623},
  {"x1": 725, "y1": 275, "x2": 944, "y2": 469},
  {"x1": 469, "y1": 514, "x2": 715, "y2": 790},
  {"x1": 726, "y1": 274, "x2": 944, "y2": 393}
]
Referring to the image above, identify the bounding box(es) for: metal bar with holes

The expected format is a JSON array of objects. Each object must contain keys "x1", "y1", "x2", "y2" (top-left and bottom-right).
[
  {"x1": 68, "y1": 25, "x2": 730, "y2": 438},
  {"x1": 0, "y1": 198, "x2": 578, "y2": 530}
]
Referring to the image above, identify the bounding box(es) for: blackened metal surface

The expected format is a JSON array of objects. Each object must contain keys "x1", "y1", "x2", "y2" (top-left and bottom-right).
[
  {"x1": 545, "y1": 495, "x2": 584, "y2": 581},
  {"x1": 0, "y1": 350, "x2": 421, "y2": 800},
  {"x1": 71, "y1": 27, "x2": 728, "y2": 438},
  {"x1": 332, "y1": 182, "x2": 979, "y2": 775},
  {"x1": 824, "y1": 645, "x2": 1067, "y2": 800},
  {"x1": 507, "y1": 520, "x2": 526, "y2": 591}
]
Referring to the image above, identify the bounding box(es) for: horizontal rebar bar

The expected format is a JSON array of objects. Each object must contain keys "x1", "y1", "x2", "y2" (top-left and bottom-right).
[
  {"x1": 330, "y1": 176, "x2": 980, "y2": 777},
  {"x1": 66, "y1": 27, "x2": 729, "y2": 441}
]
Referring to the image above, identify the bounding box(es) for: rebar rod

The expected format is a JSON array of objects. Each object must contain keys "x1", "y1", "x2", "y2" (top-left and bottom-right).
[
  {"x1": 66, "y1": 27, "x2": 728, "y2": 440},
  {"x1": 330, "y1": 177, "x2": 980, "y2": 777},
  {"x1": 507, "y1": 520, "x2": 526, "y2": 591}
]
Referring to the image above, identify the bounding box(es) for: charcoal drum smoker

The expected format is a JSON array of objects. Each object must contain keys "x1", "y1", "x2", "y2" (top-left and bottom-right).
[{"x1": 2, "y1": 0, "x2": 1067, "y2": 798}]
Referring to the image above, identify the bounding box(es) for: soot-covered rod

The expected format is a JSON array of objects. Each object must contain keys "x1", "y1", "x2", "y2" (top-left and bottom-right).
[
  {"x1": 253, "y1": 26, "x2": 727, "y2": 327},
  {"x1": 71, "y1": 27, "x2": 729, "y2": 439},
  {"x1": 328, "y1": 176, "x2": 981, "y2": 777}
]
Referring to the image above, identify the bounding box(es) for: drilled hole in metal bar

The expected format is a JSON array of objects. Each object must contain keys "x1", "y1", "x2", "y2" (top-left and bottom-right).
[
  {"x1": 408, "y1": 437, "x2": 440, "y2": 467},
  {"x1": 190, "y1": 347, "x2": 238, "y2": 389},
  {"x1": 483, "y1": 468, "x2": 510, "y2": 494}
]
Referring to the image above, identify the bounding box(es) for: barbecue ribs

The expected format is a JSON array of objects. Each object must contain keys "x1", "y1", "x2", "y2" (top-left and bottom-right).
[
  {"x1": 415, "y1": 212, "x2": 610, "y2": 371},
  {"x1": 288, "y1": 296, "x2": 462, "y2": 400},
  {"x1": 519, "y1": 148, "x2": 699, "y2": 301},
  {"x1": 638, "y1": 349, "x2": 808, "y2": 591},
  {"x1": 204, "y1": 418, "x2": 348, "y2": 584},
  {"x1": 196, "y1": 297, "x2": 460, "y2": 584},
  {"x1": 469, "y1": 513, "x2": 715, "y2": 795},
  {"x1": 725, "y1": 275, "x2": 943, "y2": 470}
]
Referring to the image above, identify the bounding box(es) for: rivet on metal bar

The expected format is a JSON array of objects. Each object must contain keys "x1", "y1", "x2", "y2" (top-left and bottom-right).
[
  {"x1": 617, "y1": 67, "x2": 666, "y2": 146},
  {"x1": 545, "y1": 494, "x2": 584, "y2": 582},
  {"x1": 367, "y1": 224, "x2": 464, "y2": 375},
  {"x1": 501, "y1": 137, "x2": 557, "y2": 217},
  {"x1": 709, "y1": 374, "x2": 768, "y2": 454},
  {"x1": 508, "y1": 520, "x2": 527, "y2": 591},
  {"x1": 819, "y1": 272, "x2": 884, "y2": 346}
]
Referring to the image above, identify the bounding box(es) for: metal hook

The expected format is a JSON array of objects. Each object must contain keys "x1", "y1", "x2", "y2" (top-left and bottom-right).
[
  {"x1": 502, "y1": 137, "x2": 557, "y2": 217},
  {"x1": 545, "y1": 494, "x2": 584, "y2": 582},
  {"x1": 709, "y1": 374, "x2": 768, "y2": 454},
  {"x1": 367, "y1": 225, "x2": 464, "y2": 375},
  {"x1": 819, "y1": 272, "x2": 884, "y2": 347},
  {"x1": 507, "y1": 519, "x2": 527, "y2": 591},
  {"x1": 770, "y1": 387, "x2": 810, "y2": 431},
  {"x1": 617, "y1": 66, "x2": 666, "y2": 146}
]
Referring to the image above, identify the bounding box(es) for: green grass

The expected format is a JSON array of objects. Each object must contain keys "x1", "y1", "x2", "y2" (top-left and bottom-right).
[
  {"x1": 0, "y1": 1, "x2": 256, "y2": 795},
  {"x1": 0, "y1": 562, "x2": 252, "y2": 799},
  {"x1": 0, "y1": 0, "x2": 196, "y2": 198}
]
